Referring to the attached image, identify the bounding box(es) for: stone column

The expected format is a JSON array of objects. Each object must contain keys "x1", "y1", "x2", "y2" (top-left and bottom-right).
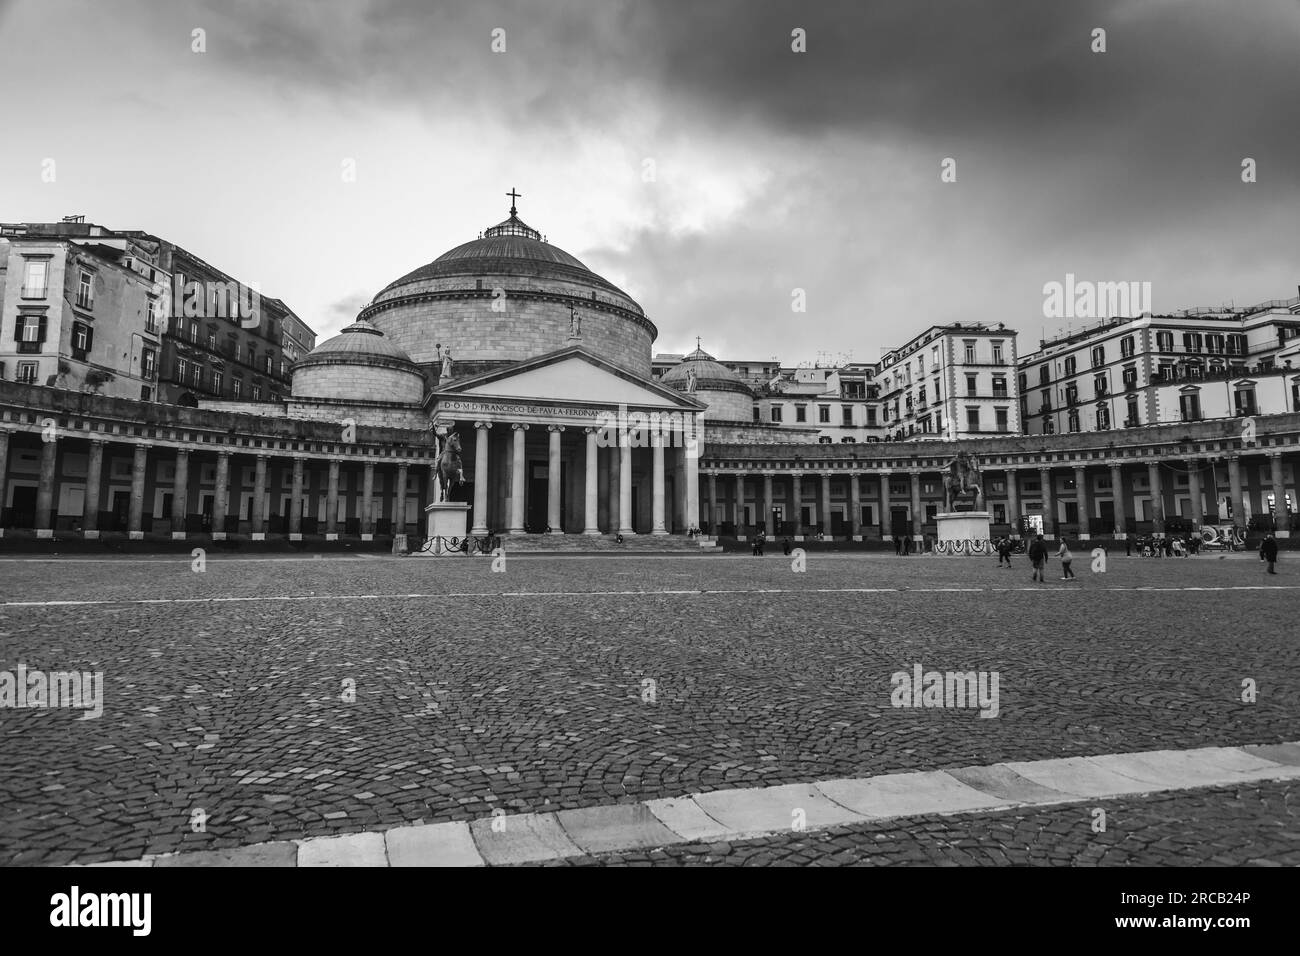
[
  {"x1": 583, "y1": 427, "x2": 599, "y2": 535},
  {"x1": 618, "y1": 439, "x2": 634, "y2": 535},
  {"x1": 289, "y1": 457, "x2": 305, "y2": 537},
  {"x1": 213, "y1": 451, "x2": 230, "y2": 539},
  {"x1": 684, "y1": 438, "x2": 700, "y2": 534},
  {"x1": 472, "y1": 422, "x2": 491, "y2": 535},
  {"x1": 1187, "y1": 459, "x2": 1203, "y2": 528},
  {"x1": 547, "y1": 425, "x2": 565, "y2": 534},
  {"x1": 734, "y1": 474, "x2": 745, "y2": 528},
  {"x1": 1228, "y1": 456, "x2": 1244, "y2": 527},
  {"x1": 326, "y1": 459, "x2": 340, "y2": 537},
  {"x1": 1109, "y1": 463, "x2": 1125, "y2": 536},
  {"x1": 791, "y1": 473, "x2": 803, "y2": 537},
  {"x1": 848, "y1": 474, "x2": 861, "y2": 538},
  {"x1": 83, "y1": 439, "x2": 105, "y2": 536},
  {"x1": 878, "y1": 472, "x2": 891, "y2": 539},
  {"x1": 651, "y1": 423, "x2": 667, "y2": 535},
  {"x1": 707, "y1": 473, "x2": 718, "y2": 532},
  {"x1": 0, "y1": 429, "x2": 9, "y2": 530},
  {"x1": 1006, "y1": 468, "x2": 1021, "y2": 537},
  {"x1": 509, "y1": 424, "x2": 527, "y2": 534},
  {"x1": 607, "y1": 443, "x2": 620, "y2": 534},
  {"x1": 171, "y1": 448, "x2": 190, "y2": 539},
  {"x1": 909, "y1": 470, "x2": 922, "y2": 541},
  {"x1": 394, "y1": 462, "x2": 409, "y2": 535},
  {"x1": 821, "y1": 473, "x2": 832, "y2": 537},
  {"x1": 1039, "y1": 466, "x2": 1055, "y2": 538},
  {"x1": 1073, "y1": 464, "x2": 1090, "y2": 539},
  {"x1": 360, "y1": 459, "x2": 374, "y2": 537},
  {"x1": 128, "y1": 444, "x2": 149, "y2": 538},
  {"x1": 35, "y1": 433, "x2": 58, "y2": 535},
  {"x1": 763, "y1": 474, "x2": 774, "y2": 534},
  {"x1": 1147, "y1": 461, "x2": 1164, "y2": 535},
  {"x1": 1269, "y1": 452, "x2": 1288, "y2": 536}
]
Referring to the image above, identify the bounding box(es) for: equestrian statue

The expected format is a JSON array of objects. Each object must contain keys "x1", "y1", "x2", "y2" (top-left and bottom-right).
[
  {"x1": 942, "y1": 450, "x2": 983, "y2": 512},
  {"x1": 435, "y1": 431, "x2": 465, "y2": 503}
]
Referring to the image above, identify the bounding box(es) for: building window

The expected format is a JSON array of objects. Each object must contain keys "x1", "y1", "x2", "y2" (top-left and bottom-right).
[
  {"x1": 1156, "y1": 331, "x2": 1173, "y2": 352},
  {"x1": 71, "y1": 321, "x2": 93, "y2": 359},
  {"x1": 992, "y1": 376, "x2": 1007, "y2": 397},
  {"x1": 235, "y1": 342, "x2": 242, "y2": 362},
  {"x1": 1094, "y1": 372, "x2": 1107, "y2": 396},
  {"x1": 917, "y1": 385, "x2": 926, "y2": 405},
  {"x1": 995, "y1": 407, "x2": 1009, "y2": 432},
  {"x1": 141, "y1": 347, "x2": 156, "y2": 378},
  {"x1": 1091, "y1": 345, "x2": 1105, "y2": 367},
  {"x1": 175, "y1": 358, "x2": 188, "y2": 382},
  {"x1": 1179, "y1": 392, "x2": 1202, "y2": 421},
  {"x1": 992, "y1": 341, "x2": 1004, "y2": 364},
  {"x1": 1040, "y1": 388, "x2": 1051, "y2": 412},
  {"x1": 1065, "y1": 383, "x2": 1078, "y2": 405},
  {"x1": 966, "y1": 407, "x2": 980, "y2": 432},
  {"x1": 1206, "y1": 333, "x2": 1225, "y2": 354},
  {"x1": 1096, "y1": 404, "x2": 1110, "y2": 430},
  {"x1": 1227, "y1": 334, "x2": 1246, "y2": 355},
  {"x1": 21, "y1": 259, "x2": 48, "y2": 298},
  {"x1": 770, "y1": 405, "x2": 783, "y2": 423},
  {"x1": 841, "y1": 406, "x2": 853, "y2": 426},
  {"x1": 964, "y1": 341, "x2": 976, "y2": 363},
  {"x1": 208, "y1": 330, "x2": 217, "y2": 350},
  {"x1": 1158, "y1": 361, "x2": 1175, "y2": 381},
  {"x1": 1182, "y1": 332, "x2": 1202, "y2": 352},
  {"x1": 1044, "y1": 418, "x2": 1055, "y2": 435},
  {"x1": 1122, "y1": 365, "x2": 1137, "y2": 389},
  {"x1": 146, "y1": 297, "x2": 161, "y2": 334},
  {"x1": 1039, "y1": 364, "x2": 1050, "y2": 385},
  {"x1": 1126, "y1": 396, "x2": 1138, "y2": 425},
  {"x1": 192, "y1": 365, "x2": 203, "y2": 387},
  {"x1": 140, "y1": 385, "x2": 152, "y2": 401},
  {"x1": 14, "y1": 314, "x2": 47, "y2": 353},
  {"x1": 77, "y1": 271, "x2": 94, "y2": 309},
  {"x1": 1068, "y1": 409, "x2": 1080, "y2": 432},
  {"x1": 16, "y1": 361, "x2": 39, "y2": 384},
  {"x1": 188, "y1": 320, "x2": 198, "y2": 343},
  {"x1": 212, "y1": 371, "x2": 223, "y2": 395},
  {"x1": 264, "y1": 355, "x2": 273, "y2": 374},
  {"x1": 1233, "y1": 386, "x2": 1257, "y2": 416},
  {"x1": 232, "y1": 379, "x2": 242, "y2": 399},
  {"x1": 966, "y1": 374, "x2": 977, "y2": 396},
  {"x1": 1121, "y1": 335, "x2": 1135, "y2": 358},
  {"x1": 795, "y1": 405, "x2": 807, "y2": 423},
  {"x1": 866, "y1": 407, "x2": 877, "y2": 426},
  {"x1": 252, "y1": 383, "x2": 262, "y2": 401},
  {"x1": 1064, "y1": 356, "x2": 1077, "y2": 376}
]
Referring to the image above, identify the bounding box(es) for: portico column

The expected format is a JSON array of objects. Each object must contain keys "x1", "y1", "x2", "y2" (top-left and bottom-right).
[
  {"x1": 909, "y1": 470, "x2": 922, "y2": 541},
  {"x1": 472, "y1": 422, "x2": 491, "y2": 535},
  {"x1": 791, "y1": 473, "x2": 803, "y2": 536},
  {"x1": 1039, "y1": 466, "x2": 1055, "y2": 538},
  {"x1": 509, "y1": 424, "x2": 527, "y2": 535},
  {"x1": 1073, "y1": 465, "x2": 1090, "y2": 539},
  {"x1": 1269, "y1": 452, "x2": 1288, "y2": 536},
  {"x1": 651, "y1": 422, "x2": 667, "y2": 535},
  {"x1": 849, "y1": 474, "x2": 861, "y2": 538},
  {"x1": 763, "y1": 474, "x2": 774, "y2": 534},
  {"x1": 618, "y1": 436, "x2": 634, "y2": 535},
  {"x1": 1228, "y1": 456, "x2": 1244, "y2": 527},
  {"x1": 360, "y1": 459, "x2": 374, "y2": 537},
  {"x1": 547, "y1": 425, "x2": 565, "y2": 534},
  {"x1": 1187, "y1": 459, "x2": 1203, "y2": 529},
  {"x1": 820, "y1": 473, "x2": 832, "y2": 537},
  {"x1": 684, "y1": 435, "x2": 699, "y2": 534},
  {"x1": 253, "y1": 455, "x2": 270, "y2": 536},
  {"x1": 213, "y1": 451, "x2": 230, "y2": 538},
  {"x1": 1147, "y1": 461, "x2": 1164, "y2": 535},
  {"x1": 326, "y1": 459, "x2": 340, "y2": 537},
  {"x1": 35, "y1": 432, "x2": 58, "y2": 535},
  {"x1": 607, "y1": 443, "x2": 620, "y2": 534},
  {"x1": 83, "y1": 439, "x2": 105, "y2": 536},
  {"x1": 289, "y1": 457, "x2": 304, "y2": 536},
  {"x1": 0, "y1": 430, "x2": 9, "y2": 529},
  {"x1": 707, "y1": 474, "x2": 718, "y2": 531},
  {"x1": 394, "y1": 462, "x2": 409, "y2": 535},
  {"x1": 171, "y1": 448, "x2": 190, "y2": 539},
  {"x1": 583, "y1": 427, "x2": 599, "y2": 535},
  {"x1": 1005, "y1": 468, "x2": 1021, "y2": 536},
  {"x1": 128, "y1": 443, "x2": 149, "y2": 538},
  {"x1": 878, "y1": 472, "x2": 891, "y2": 539},
  {"x1": 1108, "y1": 463, "x2": 1125, "y2": 536}
]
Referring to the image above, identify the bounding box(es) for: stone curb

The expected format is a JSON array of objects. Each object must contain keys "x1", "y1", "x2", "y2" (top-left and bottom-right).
[{"x1": 71, "y1": 740, "x2": 1300, "y2": 867}]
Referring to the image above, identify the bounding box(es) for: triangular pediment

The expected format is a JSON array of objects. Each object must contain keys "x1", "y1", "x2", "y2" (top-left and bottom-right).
[{"x1": 435, "y1": 347, "x2": 703, "y2": 410}]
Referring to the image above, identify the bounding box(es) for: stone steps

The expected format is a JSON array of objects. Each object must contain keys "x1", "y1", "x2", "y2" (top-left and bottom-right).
[{"x1": 496, "y1": 534, "x2": 713, "y2": 553}]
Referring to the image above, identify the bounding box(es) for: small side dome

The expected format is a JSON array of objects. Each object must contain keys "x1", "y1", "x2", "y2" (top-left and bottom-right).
[
  {"x1": 292, "y1": 319, "x2": 426, "y2": 403},
  {"x1": 662, "y1": 344, "x2": 755, "y2": 422}
]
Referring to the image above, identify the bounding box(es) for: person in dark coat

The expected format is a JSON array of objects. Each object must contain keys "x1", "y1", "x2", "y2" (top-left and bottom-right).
[
  {"x1": 1028, "y1": 534, "x2": 1049, "y2": 583},
  {"x1": 997, "y1": 536, "x2": 1013, "y2": 567},
  {"x1": 1261, "y1": 534, "x2": 1279, "y2": 574}
]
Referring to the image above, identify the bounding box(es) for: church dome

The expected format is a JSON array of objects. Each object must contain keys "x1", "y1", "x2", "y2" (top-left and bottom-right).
[
  {"x1": 291, "y1": 319, "x2": 425, "y2": 403},
  {"x1": 359, "y1": 198, "x2": 657, "y2": 376},
  {"x1": 662, "y1": 345, "x2": 755, "y2": 422}
]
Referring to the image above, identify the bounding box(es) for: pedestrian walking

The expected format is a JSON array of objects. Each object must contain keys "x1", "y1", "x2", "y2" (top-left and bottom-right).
[
  {"x1": 1261, "y1": 533, "x2": 1279, "y2": 574},
  {"x1": 1125, "y1": 536, "x2": 1132, "y2": 557},
  {"x1": 1057, "y1": 538, "x2": 1075, "y2": 579},
  {"x1": 893, "y1": 535, "x2": 902, "y2": 556},
  {"x1": 1029, "y1": 534, "x2": 1048, "y2": 583},
  {"x1": 997, "y1": 536, "x2": 1013, "y2": 567},
  {"x1": 783, "y1": 537, "x2": 792, "y2": 556}
]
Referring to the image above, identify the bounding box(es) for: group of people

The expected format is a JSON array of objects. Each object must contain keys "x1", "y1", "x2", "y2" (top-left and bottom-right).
[{"x1": 1126, "y1": 534, "x2": 1202, "y2": 557}]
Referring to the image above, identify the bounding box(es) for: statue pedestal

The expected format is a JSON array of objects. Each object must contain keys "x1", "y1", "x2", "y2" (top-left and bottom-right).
[
  {"x1": 934, "y1": 511, "x2": 992, "y2": 556},
  {"x1": 415, "y1": 502, "x2": 469, "y2": 556}
]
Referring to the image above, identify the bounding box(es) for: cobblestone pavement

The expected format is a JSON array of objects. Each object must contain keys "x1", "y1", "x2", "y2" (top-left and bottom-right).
[
  {"x1": 535, "y1": 780, "x2": 1300, "y2": 866},
  {"x1": 1, "y1": 552, "x2": 1295, "y2": 864}
]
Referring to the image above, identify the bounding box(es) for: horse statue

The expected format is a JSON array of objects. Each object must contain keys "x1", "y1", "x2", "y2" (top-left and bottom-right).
[
  {"x1": 435, "y1": 431, "x2": 464, "y2": 502},
  {"x1": 942, "y1": 451, "x2": 983, "y2": 512}
]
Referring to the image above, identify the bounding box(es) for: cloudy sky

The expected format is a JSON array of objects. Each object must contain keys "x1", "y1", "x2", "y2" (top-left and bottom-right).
[{"x1": 2, "y1": 0, "x2": 1297, "y2": 364}]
